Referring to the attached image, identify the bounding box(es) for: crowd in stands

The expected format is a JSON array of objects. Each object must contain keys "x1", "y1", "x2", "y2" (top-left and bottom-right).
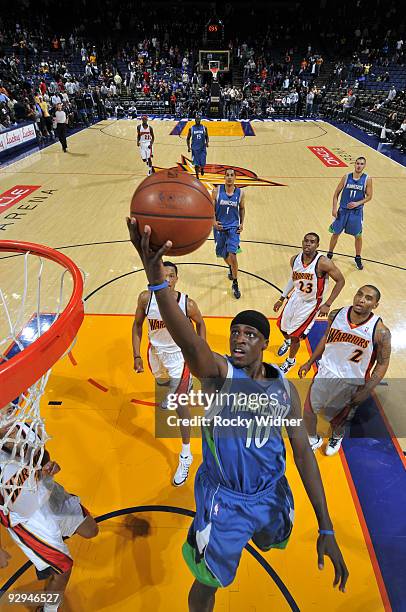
[{"x1": 0, "y1": 0, "x2": 405, "y2": 154}]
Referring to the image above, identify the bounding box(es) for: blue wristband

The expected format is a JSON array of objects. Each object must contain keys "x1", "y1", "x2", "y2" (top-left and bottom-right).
[
  {"x1": 318, "y1": 529, "x2": 335, "y2": 536},
  {"x1": 148, "y1": 281, "x2": 169, "y2": 292}
]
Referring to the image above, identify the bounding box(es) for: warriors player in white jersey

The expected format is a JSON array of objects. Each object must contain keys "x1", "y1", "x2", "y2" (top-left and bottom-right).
[
  {"x1": 132, "y1": 261, "x2": 206, "y2": 486},
  {"x1": 299, "y1": 285, "x2": 391, "y2": 456},
  {"x1": 273, "y1": 233, "x2": 345, "y2": 374},
  {"x1": 0, "y1": 406, "x2": 98, "y2": 610},
  {"x1": 137, "y1": 115, "x2": 155, "y2": 175}
]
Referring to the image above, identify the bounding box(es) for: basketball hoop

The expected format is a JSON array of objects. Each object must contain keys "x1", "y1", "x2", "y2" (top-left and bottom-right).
[
  {"x1": 0, "y1": 241, "x2": 84, "y2": 513},
  {"x1": 209, "y1": 61, "x2": 220, "y2": 82}
]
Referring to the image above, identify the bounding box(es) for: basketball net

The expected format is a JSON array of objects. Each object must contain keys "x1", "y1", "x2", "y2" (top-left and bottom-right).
[
  {"x1": 209, "y1": 67, "x2": 219, "y2": 82},
  {"x1": 0, "y1": 242, "x2": 85, "y2": 514}
]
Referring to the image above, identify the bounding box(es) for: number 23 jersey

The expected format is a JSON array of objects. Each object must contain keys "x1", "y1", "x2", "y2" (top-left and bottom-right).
[{"x1": 291, "y1": 251, "x2": 327, "y2": 304}]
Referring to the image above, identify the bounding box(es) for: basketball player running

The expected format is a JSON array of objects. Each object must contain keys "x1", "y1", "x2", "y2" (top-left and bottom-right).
[
  {"x1": 0, "y1": 406, "x2": 99, "y2": 611},
  {"x1": 298, "y1": 285, "x2": 391, "y2": 456},
  {"x1": 127, "y1": 218, "x2": 349, "y2": 611},
  {"x1": 212, "y1": 168, "x2": 245, "y2": 300},
  {"x1": 187, "y1": 114, "x2": 209, "y2": 179},
  {"x1": 273, "y1": 233, "x2": 345, "y2": 374},
  {"x1": 137, "y1": 115, "x2": 155, "y2": 176},
  {"x1": 327, "y1": 157, "x2": 373, "y2": 270},
  {"x1": 132, "y1": 261, "x2": 206, "y2": 487}
]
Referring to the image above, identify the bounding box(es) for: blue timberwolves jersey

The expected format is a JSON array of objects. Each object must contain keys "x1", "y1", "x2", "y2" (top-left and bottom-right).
[
  {"x1": 191, "y1": 124, "x2": 206, "y2": 150},
  {"x1": 215, "y1": 185, "x2": 241, "y2": 229},
  {"x1": 202, "y1": 359, "x2": 291, "y2": 494},
  {"x1": 339, "y1": 173, "x2": 368, "y2": 210}
]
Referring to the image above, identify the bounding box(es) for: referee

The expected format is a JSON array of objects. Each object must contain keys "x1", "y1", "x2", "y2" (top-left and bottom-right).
[{"x1": 54, "y1": 102, "x2": 69, "y2": 152}]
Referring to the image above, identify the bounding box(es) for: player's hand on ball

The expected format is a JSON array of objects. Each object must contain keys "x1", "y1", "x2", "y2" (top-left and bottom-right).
[
  {"x1": 134, "y1": 356, "x2": 144, "y2": 373},
  {"x1": 317, "y1": 533, "x2": 349, "y2": 593},
  {"x1": 273, "y1": 299, "x2": 283, "y2": 312},
  {"x1": 298, "y1": 362, "x2": 311, "y2": 378},
  {"x1": 126, "y1": 218, "x2": 172, "y2": 285},
  {"x1": 0, "y1": 549, "x2": 11, "y2": 568}
]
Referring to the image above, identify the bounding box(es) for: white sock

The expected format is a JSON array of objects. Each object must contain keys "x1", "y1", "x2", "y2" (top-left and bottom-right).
[
  {"x1": 309, "y1": 435, "x2": 319, "y2": 445},
  {"x1": 181, "y1": 443, "x2": 191, "y2": 457},
  {"x1": 287, "y1": 357, "x2": 296, "y2": 363},
  {"x1": 286, "y1": 339, "x2": 292, "y2": 345}
]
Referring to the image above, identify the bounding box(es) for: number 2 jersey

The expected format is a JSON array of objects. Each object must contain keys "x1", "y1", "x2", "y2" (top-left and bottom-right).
[
  {"x1": 202, "y1": 358, "x2": 291, "y2": 495},
  {"x1": 317, "y1": 306, "x2": 380, "y2": 383}
]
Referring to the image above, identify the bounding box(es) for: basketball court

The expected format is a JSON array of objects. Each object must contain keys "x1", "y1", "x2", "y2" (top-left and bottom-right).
[{"x1": 1, "y1": 118, "x2": 405, "y2": 610}]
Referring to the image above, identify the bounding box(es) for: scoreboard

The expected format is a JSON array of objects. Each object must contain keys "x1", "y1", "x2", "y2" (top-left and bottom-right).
[{"x1": 204, "y1": 17, "x2": 224, "y2": 44}]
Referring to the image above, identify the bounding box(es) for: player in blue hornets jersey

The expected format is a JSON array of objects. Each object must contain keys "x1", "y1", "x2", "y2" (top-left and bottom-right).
[
  {"x1": 127, "y1": 217, "x2": 349, "y2": 610},
  {"x1": 187, "y1": 115, "x2": 209, "y2": 179},
  {"x1": 327, "y1": 157, "x2": 373, "y2": 270},
  {"x1": 212, "y1": 168, "x2": 245, "y2": 299}
]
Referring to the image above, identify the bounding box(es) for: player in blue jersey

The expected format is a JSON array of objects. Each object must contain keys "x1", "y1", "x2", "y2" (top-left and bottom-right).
[
  {"x1": 126, "y1": 217, "x2": 349, "y2": 612},
  {"x1": 212, "y1": 168, "x2": 245, "y2": 299},
  {"x1": 327, "y1": 157, "x2": 373, "y2": 270},
  {"x1": 187, "y1": 114, "x2": 209, "y2": 179}
]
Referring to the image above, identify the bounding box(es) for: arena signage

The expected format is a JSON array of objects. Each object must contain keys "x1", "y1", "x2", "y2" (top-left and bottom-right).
[
  {"x1": 0, "y1": 123, "x2": 37, "y2": 155},
  {"x1": 307, "y1": 146, "x2": 347, "y2": 167},
  {"x1": 0, "y1": 186, "x2": 41, "y2": 214}
]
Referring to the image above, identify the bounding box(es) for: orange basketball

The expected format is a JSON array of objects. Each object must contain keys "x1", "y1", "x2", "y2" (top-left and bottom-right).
[{"x1": 130, "y1": 168, "x2": 214, "y2": 256}]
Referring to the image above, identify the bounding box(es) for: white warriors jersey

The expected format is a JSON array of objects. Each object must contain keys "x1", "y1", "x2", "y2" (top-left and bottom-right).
[
  {"x1": 146, "y1": 291, "x2": 188, "y2": 353},
  {"x1": 291, "y1": 252, "x2": 328, "y2": 304},
  {"x1": 318, "y1": 306, "x2": 380, "y2": 382},
  {"x1": 139, "y1": 124, "x2": 152, "y2": 143},
  {"x1": 0, "y1": 426, "x2": 50, "y2": 523}
]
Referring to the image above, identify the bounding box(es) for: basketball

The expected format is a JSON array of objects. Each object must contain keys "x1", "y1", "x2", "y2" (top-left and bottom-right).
[{"x1": 130, "y1": 168, "x2": 214, "y2": 256}]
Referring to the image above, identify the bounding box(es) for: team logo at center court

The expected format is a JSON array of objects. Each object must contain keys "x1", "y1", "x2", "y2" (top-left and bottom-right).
[{"x1": 152, "y1": 156, "x2": 286, "y2": 193}]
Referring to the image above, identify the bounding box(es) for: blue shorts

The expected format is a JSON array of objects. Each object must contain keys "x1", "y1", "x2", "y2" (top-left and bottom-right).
[
  {"x1": 192, "y1": 148, "x2": 206, "y2": 167},
  {"x1": 182, "y1": 466, "x2": 294, "y2": 588},
  {"x1": 214, "y1": 227, "x2": 240, "y2": 258},
  {"x1": 329, "y1": 207, "x2": 363, "y2": 236}
]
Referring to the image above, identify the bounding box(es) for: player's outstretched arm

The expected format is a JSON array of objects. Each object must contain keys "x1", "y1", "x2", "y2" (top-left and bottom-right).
[
  {"x1": 126, "y1": 218, "x2": 221, "y2": 379},
  {"x1": 286, "y1": 382, "x2": 349, "y2": 592},
  {"x1": 273, "y1": 254, "x2": 296, "y2": 312},
  {"x1": 332, "y1": 176, "x2": 345, "y2": 217},
  {"x1": 132, "y1": 291, "x2": 148, "y2": 372},
  {"x1": 318, "y1": 258, "x2": 345, "y2": 316}
]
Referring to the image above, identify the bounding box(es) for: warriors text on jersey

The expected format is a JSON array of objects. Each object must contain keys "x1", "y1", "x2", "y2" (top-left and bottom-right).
[
  {"x1": 215, "y1": 185, "x2": 242, "y2": 229},
  {"x1": 339, "y1": 173, "x2": 368, "y2": 210},
  {"x1": 291, "y1": 252, "x2": 327, "y2": 304},
  {"x1": 146, "y1": 291, "x2": 188, "y2": 353},
  {"x1": 318, "y1": 306, "x2": 380, "y2": 382}
]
